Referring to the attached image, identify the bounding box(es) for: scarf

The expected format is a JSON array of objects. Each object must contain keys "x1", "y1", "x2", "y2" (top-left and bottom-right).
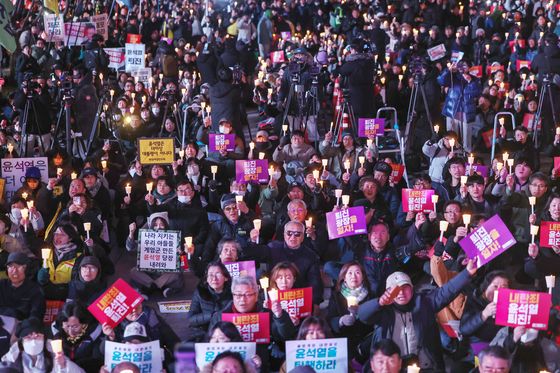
[
  {"x1": 340, "y1": 283, "x2": 368, "y2": 304},
  {"x1": 87, "y1": 178, "x2": 102, "y2": 198},
  {"x1": 54, "y1": 242, "x2": 77, "y2": 262},
  {"x1": 65, "y1": 325, "x2": 88, "y2": 345}
]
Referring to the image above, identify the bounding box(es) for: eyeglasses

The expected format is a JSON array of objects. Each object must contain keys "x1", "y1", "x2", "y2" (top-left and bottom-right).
[
  {"x1": 223, "y1": 206, "x2": 238, "y2": 212},
  {"x1": 232, "y1": 293, "x2": 256, "y2": 299},
  {"x1": 285, "y1": 231, "x2": 303, "y2": 237},
  {"x1": 63, "y1": 323, "x2": 83, "y2": 331}
]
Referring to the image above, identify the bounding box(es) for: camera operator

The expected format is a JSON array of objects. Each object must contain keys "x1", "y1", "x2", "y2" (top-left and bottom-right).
[
  {"x1": 83, "y1": 34, "x2": 110, "y2": 76},
  {"x1": 209, "y1": 67, "x2": 243, "y2": 136},
  {"x1": 15, "y1": 45, "x2": 40, "y2": 87},
  {"x1": 71, "y1": 66, "x2": 99, "y2": 159},
  {"x1": 12, "y1": 76, "x2": 52, "y2": 156}
]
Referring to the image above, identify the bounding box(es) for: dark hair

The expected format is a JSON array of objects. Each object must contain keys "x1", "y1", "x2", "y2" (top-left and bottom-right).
[
  {"x1": 414, "y1": 173, "x2": 432, "y2": 184},
  {"x1": 371, "y1": 338, "x2": 401, "y2": 358},
  {"x1": 443, "y1": 200, "x2": 462, "y2": 213},
  {"x1": 296, "y1": 316, "x2": 332, "y2": 340},
  {"x1": 479, "y1": 270, "x2": 510, "y2": 294},
  {"x1": 270, "y1": 261, "x2": 300, "y2": 289},
  {"x1": 202, "y1": 261, "x2": 232, "y2": 288},
  {"x1": 56, "y1": 302, "x2": 94, "y2": 327},
  {"x1": 544, "y1": 193, "x2": 560, "y2": 218},
  {"x1": 513, "y1": 125, "x2": 529, "y2": 133},
  {"x1": 529, "y1": 172, "x2": 548, "y2": 186},
  {"x1": 479, "y1": 345, "x2": 510, "y2": 367},
  {"x1": 156, "y1": 175, "x2": 174, "y2": 190},
  {"x1": 207, "y1": 321, "x2": 243, "y2": 342},
  {"x1": 177, "y1": 179, "x2": 195, "y2": 190},
  {"x1": 466, "y1": 173, "x2": 485, "y2": 186},
  {"x1": 212, "y1": 351, "x2": 246, "y2": 372},
  {"x1": 336, "y1": 261, "x2": 370, "y2": 293},
  {"x1": 0, "y1": 214, "x2": 11, "y2": 234}
]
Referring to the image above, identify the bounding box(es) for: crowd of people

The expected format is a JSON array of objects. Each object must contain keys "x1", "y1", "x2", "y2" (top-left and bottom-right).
[{"x1": 1, "y1": 0, "x2": 560, "y2": 371}]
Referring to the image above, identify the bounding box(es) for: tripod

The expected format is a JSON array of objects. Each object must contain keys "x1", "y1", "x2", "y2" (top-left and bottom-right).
[
  {"x1": 331, "y1": 89, "x2": 356, "y2": 147},
  {"x1": 19, "y1": 93, "x2": 46, "y2": 157},
  {"x1": 532, "y1": 75, "x2": 558, "y2": 149},
  {"x1": 51, "y1": 92, "x2": 73, "y2": 157},
  {"x1": 280, "y1": 73, "x2": 306, "y2": 135},
  {"x1": 404, "y1": 74, "x2": 434, "y2": 152},
  {"x1": 302, "y1": 75, "x2": 322, "y2": 147},
  {"x1": 85, "y1": 91, "x2": 111, "y2": 157}
]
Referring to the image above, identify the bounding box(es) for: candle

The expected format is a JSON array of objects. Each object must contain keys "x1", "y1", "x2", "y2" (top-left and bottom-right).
[
  {"x1": 178, "y1": 149, "x2": 185, "y2": 159},
  {"x1": 557, "y1": 127, "x2": 560, "y2": 136},
  {"x1": 146, "y1": 182, "x2": 153, "y2": 192},
  {"x1": 493, "y1": 290, "x2": 499, "y2": 303},
  {"x1": 546, "y1": 275, "x2": 556, "y2": 295},
  {"x1": 431, "y1": 195, "x2": 439, "y2": 213},
  {"x1": 408, "y1": 364, "x2": 421, "y2": 373},
  {"x1": 236, "y1": 195, "x2": 243, "y2": 216},
  {"x1": 312, "y1": 169, "x2": 320, "y2": 182},
  {"x1": 260, "y1": 277, "x2": 269, "y2": 302},
  {"x1": 346, "y1": 295, "x2": 358, "y2": 307},
  {"x1": 528, "y1": 196, "x2": 536, "y2": 214},
  {"x1": 496, "y1": 162, "x2": 504, "y2": 173},
  {"x1": 530, "y1": 225, "x2": 539, "y2": 244},
  {"x1": 358, "y1": 156, "x2": 365, "y2": 168},
  {"x1": 21, "y1": 192, "x2": 28, "y2": 200},
  {"x1": 439, "y1": 220, "x2": 449, "y2": 241},
  {"x1": 7, "y1": 143, "x2": 13, "y2": 154},
  {"x1": 101, "y1": 160, "x2": 107, "y2": 170},
  {"x1": 366, "y1": 138, "x2": 373, "y2": 149},
  {"x1": 41, "y1": 248, "x2": 50, "y2": 268},
  {"x1": 507, "y1": 158, "x2": 514, "y2": 174},
  {"x1": 57, "y1": 167, "x2": 63, "y2": 177},
  {"x1": 499, "y1": 117, "x2": 505, "y2": 127},
  {"x1": 125, "y1": 184, "x2": 132, "y2": 197},
  {"x1": 282, "y1": 124, "x2": 288, "y2": 136},
  {"x1": 343, "y1": 159, "x2": 351, "y2": 173},
  {"x1": 341, "y1": 195, "x2": 350, "y2": 208},
  {"x1": 71, "y1": 172, "x2": 77, "y2": 180},
  {"x1": 335, "y1": 189, "x2": 343, "y2": 206},
  {"x1": 26, "y1": 200, "x2": 33, "y2": 209},
  {"x1": 259, "y1": 152, "x2": 265, "y2": 160},
  {"x1": 211, "y1": 165, "x2": 218, "y2": 180},
  {"x1": 463, "y1": 214, "x2": 471, "y2": 228},
  {"x1": 21, "y1": 208, "x2": 29, "y2": 232},
  {"x1": 460, "y1": 176, "x2": 468, "y2": 186},
  {"x1": 434, "y1": 124, "x2": 440, "y2": 134},
  {"x1": 502, "y1": 152, "x2": 509, "y2": 162},
  {"x1": 449, "y1": 138, "x2": 455, "y2": 152},
  {"x1": 268, "y1": 288, "x2": 278, "y2": 302},
  {"x1": 83, "y1": 222, "x2": 91, "y2": 240},
  {"x1": 305, "y1": 217, "x2": 312, "y2": 229},
  {"x1": 51, "y1": 339, "x2": 63, "y2": 354}
]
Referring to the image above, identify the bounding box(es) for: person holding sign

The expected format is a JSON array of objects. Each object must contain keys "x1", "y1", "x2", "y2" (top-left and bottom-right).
[
  {"x1": 358, "y1": 258, "x2": 479, "y2": 370},
  {"x1": 197, "y1": 118, "x2": 245, "y2": 176},
  {"x1": 319, "y1": 130, "x2": 370, "y2": 180},
  {"x1": 422, "y1": 131, "x2": 462, "y2": 184}
]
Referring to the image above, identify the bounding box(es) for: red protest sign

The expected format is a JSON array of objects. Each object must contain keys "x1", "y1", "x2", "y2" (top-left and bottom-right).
[
  {"x1": 402, "y1": 189, "x2": 435, "y2": 212},
  {"x1": 469, "y1": 66, "x2": 483, "y2": 78},
  {"x1": 278, "y1": 287, "x2": 313, "y2": 319},
  {"x1": 88, "y1": 279, "x2": 143, "y2": 328},
  {"x1": 555, "y1": 157, "x2": 560, "y2": 172},
  {"x1": 43, "y1": 300, "x2": 64, "y2": 325},
  {"x1": 522, "y1": 113, "x2": 541, "y2": 131},
  {"x1": 222, "y1": 313, "x2": 270, "y2": 344},
  {"x1": 389, "y1": 163, "x2": 405, "y2": 185},
  {"x1": 486, "y1": 64, "x2": 504, "y2": 76},
  {"x1": 539, "y1": 221, "x2": 560, "y2": 248},
  {"x1": 495, "y1": 289, "x2": 552, "y2": 330},
  {"x1": 270, "y1": 51, "x2": 285, "y2": 64},
  {"x1": 126, "y1": 34, "x2": 142, "y2": 44},
  {"x1": 516, "y1": 60, "x2": 531, "y2": 72},
  {"x1": 482, "y1": 129, "x2": 494, "y2": 149}
]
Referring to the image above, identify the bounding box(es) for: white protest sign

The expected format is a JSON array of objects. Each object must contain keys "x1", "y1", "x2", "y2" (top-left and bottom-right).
[
  {"x1": 285, "y1": 338, "x2": 348, "y2": 372},
  {"x1": 131, "y1": 67, "x2": 152, "y2": 88},
  {"x1": 125, "y1": 43, "x2": 146, "y2": 72},
  {"x1": 104, "y1": 47, "x2": 125, "y2": 70},
  {"x1": 137, "y1": 229, "x2": 180, "y2": 272},
  {"x1": 157, "y1": 300, "x2": 191, "y2": 313},
  {"x1": 104, "y1": 341, "x2": 162, "y2": 372},
  {"x1": 43, "y1": 13, "x2": 65, "y2": 42},
  {"x1": 90, "y1": 13, "x2": 108, "y2": 41},
  {"x1": 1, "y1": 157, "x2": 48, "y2": 202},
  {"x1": 64, "y1": 22, "x2": 96, "y2": 46},
  {"x1": 195, "y1": 342, "x2": 256, "y2": 369}
]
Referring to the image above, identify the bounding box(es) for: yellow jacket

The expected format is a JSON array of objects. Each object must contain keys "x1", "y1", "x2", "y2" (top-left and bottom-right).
[{"x1": 45, "y1": 250, "x2": 81, "y2": 285}]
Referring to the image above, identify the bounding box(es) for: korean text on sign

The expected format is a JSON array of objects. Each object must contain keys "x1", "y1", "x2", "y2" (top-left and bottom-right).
[
  {"x1": 1, "y1": 157, "x2": 48, "y2": 202},
  {"x1": 495, "y1": 289, "x2": 552, "y2": 330},
  {"x1": 194, "y1": 342, "x2": 256, "y2": 368},
  {"x1": 105, "y1": 341, "x2": 162, "y2": 373},
  {"x1": 279, "y1": 287, "x2": 312, "y2": 319},
  {"x1": 235, "y1": 160, "x2": 269, "y2": 184},
  {"x1": 286, "y1": 338, "x2": 348, "y2": 373},
  {"x1": 138, "y1": 229, "x2": 180, "y2": 272},
  {"x1": 401, "y1": 189, "x2": 435, "y2": 212},
  {"x1": 137, "y1": 138, "x2": 175, "y2": 165},
  {"x1": 224, "y1": 261, "x2": 257, "y2": 280},
  {"x1": 326, "y1": 206, "x2": 368, "y2": 240},
  {"x1": 358, "y1": 118, "x2": 385, "y2": 137},
  {"x1": 88, "y1": 279, "x2": 143, "y2": 328},
  {"x1": 539, "y1": 221, "x2": 560, "y2": 248},
  {"x1": 222, "y1": 313, "x2": 270, "y2": 344}
]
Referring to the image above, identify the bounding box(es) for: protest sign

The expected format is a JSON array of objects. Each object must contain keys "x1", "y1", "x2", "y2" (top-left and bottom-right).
[
  {"x1": 427, "y1": 44, "x2": 446, "y2": 61},
  {"x1": 554, "y1": 157, "x2": 560, "y2": 172},
  {"x1": 195, "y1": 342, "x2": 256, "y2": 368},
  {"x1": 401, "y1": 189, "x2": 435, "y2": 212},
  {"x1": 516, "y1": 60, "x2": 531, "y2": 71},
  {"x1": 1, "y1": 157, "x2": 48, "y2": 203},
  {"x1": 469, "y1": 66, "x2": 483, "y2": 78},
  {"x1": 43, "y1": 13, "x2": 65, "y2": 42},
  {"x1": 357, "y1": 118, "x2": 385, "y2": 137},
  {"x1": 389, "y1": 163, "x2": 405, "y2": 185},
  {"x1": 43, "y1": 300, "x2": 64, "y2": 325},
  {"x1": 131, "y1": 67, "x2": 152, "y2": 89},
  {"x1": 459, "y1": 214, "x2": 516, "y2": 267},
  {"x1": 137, "y1": 229, "x2": 180, "y2": 272},
  {"x1": 539, "y1": 221, "x2": 560, "y2": 248},
  {"x1": 286, "y1": 338, "x2": 348, "y2": 372},
  {"x1": 104, "y1": 48, "x2": 125, "y2": 70},
  {"x1": 88, "y1": 279, "x2": 143, "y2": 328},
  {"x1": 486, "y1": 64, "x2": 504, "y2": 75},
  {"x1": 224, "y1": 261, "x2": 256, "y2": 280},
  {"x1": 279, "y1": 287, "x2": 313, "y2": 319},
  {"x1": 495, "y1": 289, "x2": 552, "y2": 330},
  {"x1": 522, "y1": 113, "x2": 541, "y2": 131},
  {"x1": 451, "y1": 50, "x2": 464, "y2": 62},
  {"x1": 90, "y1": 14, "x2": 108, "y2": 41},
  {"x1": 64, "y1": 22, "x2": 96, "y2": 46},
  {"x1": 466, "y1": 164, "x2": 489, "y2": 177},
  {"x1": 270, "y1": 50, "x2": 285, "y2": 63},
  {"x1": 281, "y1": 31, "x2": 292, "y2": 40},
  {"x1": 158, "y1": 300, "x2": 191, "y2": 313},
  {"x1": 125, "y1": 43, "x2": 146, "y2": 72},
  {"x1": 326, "y1": 206, "x2": 367, "y2": 240},
  {"x1": 126, "y1": 33, "x2": 142, "y2": 44},
  {"x1": 209, "y1": 134, "x2": 236, "y2": 152},
  {"x1": 235, "y1": 160, "x2": 269, "y2": 184},
  {"x1": 137, "y1": 138, "x2": 174, "y2": 165},
  {"x1": 105, "y1": 341, "x2": 162, "y2": 372},
  {"x1": 222, "y1": 313, "x2": 270, "y2": 343},
  {"x1": 0, "y1": 0, "x2": 16, "y2": 53}
]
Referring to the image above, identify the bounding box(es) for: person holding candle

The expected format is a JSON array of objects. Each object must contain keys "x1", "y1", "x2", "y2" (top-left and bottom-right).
[
  {"x1": 13, "y1": 167, "x2": 54, "y2": 227},
  {"x1": 422, "y1": 131, "x2": 462, "y2": 184},
  {"x1": 491, "y1": 156, "x2": 535, "y2": 197},
  {"x1": 497, "y1": 125, "x2": 539, "y2": 171},
  {"x1": 80, "y1": 167, "x2": 112, "y2": 222},
  {"x1": 187, "y1": 261, "x2": 232, "y2": 341},
  {"x1": 353, "y1": 176, "x2": 394, "y2": 229},
  {"x1": 57, "y1": 193, "x2": 104, "y2": 243},
  {"x1": 372, "y1": 161, "x2": 401, "y2": 218},
  {"x1": 456, "y1": 174, "x2": 498, "y2": 216},
  {"x1": 440, "y1": 157, "x2": 468, "y2": 201},
  {"x1": 2, "y1": 317, "x2": 85, "y2": 373},
  {"x1": 319, "y1": 130, "x2": 370, "y2": 180},
  {"x1": 7, "y1": 198, "x2": 45, "y2": 243},
  {"x1": 273, "y1": 130, "x2": 317, "y2": 165},
  {"x1": 172, "y1": 158, "x2": 210, "y2": 204},
  {"x1": 145, "y1": 175, "x2": 177, "y2": 207}
]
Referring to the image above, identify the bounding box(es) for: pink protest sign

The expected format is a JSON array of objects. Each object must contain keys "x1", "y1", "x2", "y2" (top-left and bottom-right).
[
  {"x1": 459, "y1": 214, "x2": 516, "y2": 267},
  {"x1": 222, "y1": 313, "x2": 270, "y2": 343},
  {"x1": 209, "y1": 134, "x2": 235, "y2": 152},
  {"x1": 539, "y1": 221, "x2": 560, "y2": 248},
  {"x1": 235, "y1": 160, "x2": 269, "y2": 184},
  {"x1": 88, "y1": 279, "x2": 143, "y2": 328},
  {"x1": 224, "y1": 260, "x2": 257, "y2": 281},
  {"x1": 401, "y1": 189, "x2": 435, "y2": 212},
  {"x1": 495, "y1": 289, "x2": 552, "y2": 330},
  {"x1": 278, "y1": 287, "x2": 313, "y2": 319},
  {"x1": 270, "y1": 51, "x2": 285, "y2": 63},
  {"x1": 326, "y1": 206, "x2": 367, "y2": 240},
  {"x1": 358, "y1": 118, "x2": 385, "y2": 137}
]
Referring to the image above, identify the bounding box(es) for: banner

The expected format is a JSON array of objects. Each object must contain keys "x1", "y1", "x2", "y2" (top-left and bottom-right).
[
  {"x1": 279, "y1": 287, "x2": 313, "y2": 319},
  {"x1": 158, "y1": 300, "x2": 191, "y2": 313},
  {"x1": 125, "y1": 43, "x2": 146, "y2": 72},
  {"x1": 357, "y1": 118, "x2": 385, "y2": 137},
  {"x1": 401, "y1": 189, "x2": 435, "y2": 212},
  {"x1": 235, "y1": 160, "x2": 269, "y2": 184},
  {"x1": 389, "y1": 163, "x2": 405, "y2": 185},
  {"x1": 1, "y1": 157, "x2": 48, "y2": 203},
  {"x1": 222, "y1": 313, "x2": 270, "y2": 344},
  {"x1": 495, "y1": 289, "x2": 552, "y2": 330},
  {"x1": 466, "y1": 164, "x2": 489, "y2": 177},
  {"x1": 105, "y1": 341, "x2": 162, "y2": 372},
  {"x1": 43, "y1": 13, "x2": 65, "y2": 42},
  {"x1": 137, "y1": 229, "x2": 180, "y2": 272},
  {"x1": 131, "y1": 67, "x2": 152, "y2": 89},
  {"x1": 137, "y1": 138, "x2": 174, "y2": 165},
  {"x1": 427, "y1": 44, "x2": 446, "y2": 61},
  {"x1": 104, "y1": 48, "x2": 125, "y2": 70},
  {"x1": 459, "y1": 214, "x2": 516, "y2": 267},
  {"x1": 285, "y1": 338, "x2": 348, "y2": 372},
  {"x1": 450, "y1": 50, "x2": 464, "y2": 62},
  {"x1": 516, "y1": 60, "x2": 531, "y2": 71},
  {"x1": 88, "y1": 279, "x2": 143, "y2": 328},
  {"x1": 209, "y1": 134, "x2": 235, "y2": 152},
  {"x1": 224, "y1": 261, "x2": 256, "y2": 280},
  {"x1": 326, "y1": 206, "x2": 367, "y2": 239},
  {"x1": 126, "y1": 33, "x2": 142, "y2": 44},
  {"x1": 539, "y1": 221, "x2": 560, "y2": 248},
  {"x1": 195, "y1": 342, "x2": 256, "y2": 368},
  {"x1": 64, "y1": 22, "x2": 97, "y2": 46},
  {"x1": 90, "y1": 13, "x2": 108, "y2": 41},
  {"x1": 0, "y1": 0, "x2": 16, "y2": 53}
]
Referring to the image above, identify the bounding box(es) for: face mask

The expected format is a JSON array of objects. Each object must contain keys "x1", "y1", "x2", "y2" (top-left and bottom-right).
[
  {"x1": 129, "y1": 169, "x2": 136, "y2": 178},
  {"x1": 11, "y1": 208, "x2": 21, "y2": 220},
  {"x1": 177, "y1": 195, "x2": 191, "y2": 203},
  {"x1": 152, "y1": 108, "x2": 160, "y2": 115},
  {"x1": 219, "y1": 126, "x2": 229, "y2": 134},
  {"x1": 23, "y1": 339, "x2": 44, "y2": 356}
]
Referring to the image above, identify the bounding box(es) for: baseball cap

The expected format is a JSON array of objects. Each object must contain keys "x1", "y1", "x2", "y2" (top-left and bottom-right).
[
  {"x1": 386, "y1": 271, "x2": 412, "y2": 289},
  {"x1": 6, "y1": 252, "x2": 28, "y2": 266},
  {"x1": 123, "y1": 322, "x2": 149, "y2": 342}
]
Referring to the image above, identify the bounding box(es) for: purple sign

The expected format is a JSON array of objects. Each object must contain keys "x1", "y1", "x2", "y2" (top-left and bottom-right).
[
  {"x1": 209, "y1": 134, "x2": 236, "y2": 152},
  {"x1": 459, "y1": 214, "x2": 516, "y2": 267},
  {"x1": 235, "y1": 160, "x2": 269, "y2": 184},
  {"x1": 224, "y1": 261, "x2": 256, "y2": 281},
  {"x1": 466, "y1": 164, "x2": 489, "y2": 177},
  {"x1": 358, "y1": 118, "x2": 385, "y2": 138},
  {"x1": 281, "y1": 31, "x2": 292, "y2": 40},
  {"x1": 326, "y1": 206, "x2": 368, "y2": 240}
]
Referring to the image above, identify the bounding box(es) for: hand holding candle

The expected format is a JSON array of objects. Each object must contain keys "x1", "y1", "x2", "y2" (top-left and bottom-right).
[
  {"x1": 125, "y1": 184, "x2": 132, "y2": 197},
  {"x1": 335, "y1": 189, "x2": 343, "y2": 206},
  {"x1": 84, "y1": 222, "x2": 91, "y2": 240},
  {"x1": 41, "y1": 248, "x2": 50, "y2": 268},
  {"x1": 184, "y1": 237, "x2": 193, "y2": 259},
  {"x1": 439, "y1": 220, "x2": 449, "y2": 241},
  {"x1": 253, "y1": 219, "x2": 261, "y2": 243},
  {"x1": 341, "y1": 195, "x2": 350, "y2": 208},
  {"x1": 146, "y1": 182, "x2": 153, "y2": 193},
  {"x1": 431, "y1": 195, "x2": 439, "y2": 213},
  {"x1": 211, "y1": 165, "x2": 218, "y2": 180},
  {"x1": 530, "y1": 224, "x2": 539, "y2": 244},
  {"x1": 546, "y1": 275, "x2": 556, "y2": 295},
  {"x1": 507, "y1": 158, "x2": 514, "y2": 174},
  {"x1": 21, "y1": 208, "x2": 29, "y2": 232},
  {"x1": 528, "y1": 196, "x2": 536, "y2": 214},
  {"x1": 235, "y1": 195, "x2": 243, "y2": 215},
  {"x1": 260, "y1": 277, "x2": 269, "y2": 302},
  {"x1": 449, "y1": 138, "x2": 455, "y2": 152}
]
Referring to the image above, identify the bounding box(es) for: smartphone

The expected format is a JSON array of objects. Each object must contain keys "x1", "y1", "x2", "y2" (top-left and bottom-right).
[
  {"x1": 174, "y1": 342, "x2": 196, "y2": 372},
  {"x1": 73, "y1": 197, "x2": 81, "y2": 206}
]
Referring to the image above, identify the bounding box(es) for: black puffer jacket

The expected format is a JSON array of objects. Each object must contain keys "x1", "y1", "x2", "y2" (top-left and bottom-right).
[
  {"x1": 187, "y1": 283, "x2": 232, "y2": 331},
  {"x1": 459, "y1": 288, "x2": 503, "y2": 343}
]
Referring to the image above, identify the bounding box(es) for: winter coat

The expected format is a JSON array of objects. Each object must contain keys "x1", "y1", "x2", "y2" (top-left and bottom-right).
[
  {"x1": 187, "y1": 284, "x2": 232, "y2": 332},
  {"x1": 460, "y1": 288, "x2": 503, "y2": 344},
  {"x1": 437, "y1": 69, "x2": 482, "y2": 123},
  {"x1": 209, "y1": 81, "x2": 242, "y2": 132}
]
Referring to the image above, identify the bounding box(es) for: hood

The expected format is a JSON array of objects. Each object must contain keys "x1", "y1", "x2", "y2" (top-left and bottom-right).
[{"x1": 210, "y1": 82, "x2": 236, "y2": 99}]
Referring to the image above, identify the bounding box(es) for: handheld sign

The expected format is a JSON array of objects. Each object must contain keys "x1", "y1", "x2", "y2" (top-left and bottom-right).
[
  {"x1": 278, "y1": 287, "x2": 313, "y2": 319},
  {"x1": 495, "y1": 289, "x2": 552, "y2": 330},
  {"x1": 539, "y1": 221, "x2": 560, "y2": 248},
  {"x1": 285, "y1": 338, "x2": 348, "y2": 372},
  {"x1": 209, "y1": 134, "x2": 236, "y2": 152},
  {"x1": 224, "y1": 261, "x2": 257, "y2": 281},
  {"x1": 137, "y1": 138, "x2": 175, "y2": 165},
  {"x1": 358, "y1": 118, "x2": 385, "y2": 137},
  {"x1": 105, "y1": 341, "x2": 162, "y2": 372},
  {"x1": 88, "y1": 279, "x2": 143, "y2": 328},
  {"x1": 222, "y1": 313, "x2": 270, "y2": 344},
  {"x1": 137, "y1": 229, "x2": 180, "y2": 272},
  {"x1": 325, "y1": 206, "x2": 367, "y2": 239},
  {"x1": 195, "y1": 342, "x2": 256, "y2": 368},
  {"x1": 1, "y1": 157, "x2": 48, "y2": 203},
  {"x1": 235, "y1": 160, "x2": 269, "y2": 184},
  {"x1": 402, "y1": 189, "x2": 435, "y2": 212}
]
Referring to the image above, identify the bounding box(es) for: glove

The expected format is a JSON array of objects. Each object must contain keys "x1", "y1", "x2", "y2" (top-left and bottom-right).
[
  {"x1": 37, "y1": 268, "x2": 50, "y2": 285},
  {"x1": 430, "y1": 132, "x2": 441, "y2": 144},
  {"x1": 339, "y1": 314, "x2": 356, "y2": 327},
  {"x1": 278, "y1": 135, "x2": 290, "y2": 148}
]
